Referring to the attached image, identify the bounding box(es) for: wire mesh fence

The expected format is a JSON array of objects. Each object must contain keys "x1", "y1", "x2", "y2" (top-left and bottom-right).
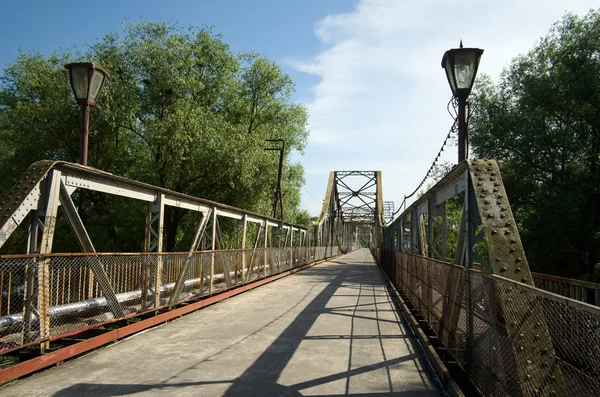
[
  {"x1": 381, "y1": 249, "x2": 600, "y2": 396},
  {"x1": 0, "y1": 245, "x2": 342, "y2": 354}
]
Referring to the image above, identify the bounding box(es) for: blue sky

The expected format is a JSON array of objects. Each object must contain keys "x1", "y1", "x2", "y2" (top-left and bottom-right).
[{"x1": 1, "y1": 0, "x2": 598, "y2": 217}]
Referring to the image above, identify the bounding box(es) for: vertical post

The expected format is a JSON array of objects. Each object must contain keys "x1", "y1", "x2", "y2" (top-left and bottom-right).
[
  {"x1": 441, "y1": 202, "x2": 448, "y2": 261},
  {"x1": 400, "y1": 216, "x2": 405, "y2": 252},
  {"x1": 79, "y1": 104, "x2": 90, "y2": 166},
  {"x1": 464, "y1": 172, "x2": 475, "y2": 369},
  {"x1": 154, "y1": 194, "x2": 165, "y2": 309},
  {"x1": 22, "y1": 211, "x2": 40, "y2": 344},
  {"x1": 38, "y1": 170, "x2": 62, "y2": 353},
  {"x1": 263, "y1": 221, "x2": 268, "y2": 276},
  {"x1": 210, "y1": 207, "x2": 217, "y2": 293},
  {"x1": 458, "y1": 95, "x2": 467, "y2": 163},
  {"x1": 290, "y1": 228, "x2": 294, "y2": 268},
  {"x1": 241, "y1": 214, "x2": 247, "y2": 282},
  {"x1": 426, "y1": 198, "x2": 434, "y2": 323}
]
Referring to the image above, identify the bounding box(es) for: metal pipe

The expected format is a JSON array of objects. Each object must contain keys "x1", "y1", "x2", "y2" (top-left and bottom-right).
[
  {"x1": 79, "y1": 104, "x2": 90, "y2": 166},
  {"x1": 0, "y1": 274, "x2": 220, "y2": 333},
  {"x1": 458, "y1": 95, "x2": 467, "y2": 162}
]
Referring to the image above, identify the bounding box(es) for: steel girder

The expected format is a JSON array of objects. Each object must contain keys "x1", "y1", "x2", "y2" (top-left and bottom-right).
[
  {"x1": 313, "y1": 170, "x2": 385, "y2": 251},
  {"x1": 0, "y1": 161, "x2": 308, "y2": 352},
  {"x1": 382, "y1": 159, "x2": 566, "y2": 396}
]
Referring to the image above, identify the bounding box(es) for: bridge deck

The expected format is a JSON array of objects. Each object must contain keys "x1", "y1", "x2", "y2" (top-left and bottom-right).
[{"x1": 1, "y1": 249, "x2": 440, "y2": 397}]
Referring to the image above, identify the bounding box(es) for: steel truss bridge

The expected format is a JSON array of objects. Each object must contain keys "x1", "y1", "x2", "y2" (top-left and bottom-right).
[{"x1": 0, "y1": 159, "x2": 598, "y2": 396}]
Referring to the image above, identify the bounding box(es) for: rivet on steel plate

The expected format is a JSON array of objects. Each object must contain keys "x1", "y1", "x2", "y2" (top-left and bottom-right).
[
  {"x1": 509, "y1": 248, "x2": 516, "y2": 253},
  {"x1": 484, "y1": 200, "x2": 490, "y2": 204},
  {"x1": 495, "y1": 257, "x2": 501, "y2": 262},
  {"x1": 516, "y1": 257, "x2": 522, "y2": 262},
  {"x1": 497, "y1": 195, "x2": 503, "y2": 199},
  {"x1": 480, "y1": 194, "x2": 485, "y2": 198},
  {"x1": 521, "y1": 278, "x2": 528, "y2": 283},
  {"x1": 501, "y1": 207, "x2": 507, "y2": 211},
  {"x1": 492, "y1": 229, "x2": 498, "y2": 235},
  {"x1": 510, "y1": 238, "x2": 516, "y2": 243},
  {"x1": 477, "y1": 182, "x2": 482, "y2": 186},
  {"x1": 500, "y1": 214, "x2": 506, "y2": 218},
  {"x1": 515, "y1": 267, "x2": 521, "y2": 273},
  {"x1": 504, "y1": 230, "x2": 510, "y2": 235},
  {"x1": 500, "y1": 267, "x2": 507, "y2": 272},
  {"x1": 488, "y1": 214, "x2": 494, "y2": 219}
]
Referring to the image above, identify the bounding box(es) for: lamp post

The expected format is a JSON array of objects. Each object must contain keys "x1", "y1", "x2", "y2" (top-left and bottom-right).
[
  {"x1": 441, "y1": 42, "x2": 483, "y2": 163},
  {"x1": 64, "y1": 63, "x2": 110, "y2": 166}
]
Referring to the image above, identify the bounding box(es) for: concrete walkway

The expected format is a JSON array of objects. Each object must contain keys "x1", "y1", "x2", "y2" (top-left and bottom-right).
[{"x1": 1, "y1": 249, "x2": 440, "y2": 396}]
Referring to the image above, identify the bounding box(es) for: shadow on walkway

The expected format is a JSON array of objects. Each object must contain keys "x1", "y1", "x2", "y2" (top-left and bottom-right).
[{"x1": 52, "y1": 249, "x2": 439, "y2": 397}]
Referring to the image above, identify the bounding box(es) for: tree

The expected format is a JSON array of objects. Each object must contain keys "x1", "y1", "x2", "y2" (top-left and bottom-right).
[
  {"x1": 470, "y1": 9, "x2": 600, "y2": 279},
  {"x1": 0, "y1": 22, "x2": 309, "y2": 253}
]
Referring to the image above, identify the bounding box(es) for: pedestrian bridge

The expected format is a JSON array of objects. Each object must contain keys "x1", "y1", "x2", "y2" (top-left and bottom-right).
[
  {"x1": 0, "y1": 160, "x2": 599, "y2": 396},
  {"x1": 1, "y1": 249, "x2": 440, "y2": 396}
]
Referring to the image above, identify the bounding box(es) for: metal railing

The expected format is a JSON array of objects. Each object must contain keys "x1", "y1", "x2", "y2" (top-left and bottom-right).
[
  {"x1": 0, "y1": 246, "x2": 341, "y2": 354},
  {"x1": 381, "y1": 249, "x2": 600, "y2": 397},
  {"x1": 532, "y1": 272, "x2": 600, "y2": 306}
]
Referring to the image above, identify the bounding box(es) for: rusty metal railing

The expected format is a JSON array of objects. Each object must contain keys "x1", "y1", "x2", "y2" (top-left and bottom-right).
[
  {"x1": 532, "y1": 272, "x2": 600, "y2": 306},
  {"x1": 0, "y1": 246, "x2": 341, "y2": 354},
  {"x1": 381, "y1": 249, "x2": 600, "y2": 397}
]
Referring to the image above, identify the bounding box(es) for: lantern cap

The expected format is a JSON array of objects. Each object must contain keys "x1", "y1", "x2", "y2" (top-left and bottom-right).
[
  {"x1": 64, "y1": 62, "x2": 110, "y2": 106},
  {"x1": 441, "y1": 44, "x2": 484, "y2": 98}
]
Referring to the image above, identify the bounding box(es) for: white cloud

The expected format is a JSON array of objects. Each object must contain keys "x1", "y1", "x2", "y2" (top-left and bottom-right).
[{"x1": 294, "y1": 0, "x2": 598, "y2": 216}]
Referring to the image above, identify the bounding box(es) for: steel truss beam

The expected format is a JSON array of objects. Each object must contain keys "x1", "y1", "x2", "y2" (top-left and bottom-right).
[
  {"x1": 0, "y1": 160, "x2": 308, "y2": 354},
  {"x1": 313, "y1": 170, "x2": 385, "y2": 251},
  {"x1": 382, "y1": 159, "x2": 566, "y2": 396}
]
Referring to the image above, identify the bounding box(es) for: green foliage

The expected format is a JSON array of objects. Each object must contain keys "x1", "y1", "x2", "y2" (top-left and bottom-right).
[
  {"x1": 0, "y1": 22, "x2": 309, "y2": 253},
  {"x1": 470, "y1": 9, "x2": 600, "y2": 280}
]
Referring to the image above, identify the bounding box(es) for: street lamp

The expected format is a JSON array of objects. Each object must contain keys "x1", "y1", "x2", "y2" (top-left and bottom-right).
[
  {"x1": 441, "y1": 42, "x2": 483, "y2": 163},
  {"x1": 64, "y1": 63, "x2": 110, "y2": 166}
]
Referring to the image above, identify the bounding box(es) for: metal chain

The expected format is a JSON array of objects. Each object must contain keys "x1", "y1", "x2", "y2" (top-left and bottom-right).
[{"x1": 392, "y1": 97, "x2": 458, "y2": 217}]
